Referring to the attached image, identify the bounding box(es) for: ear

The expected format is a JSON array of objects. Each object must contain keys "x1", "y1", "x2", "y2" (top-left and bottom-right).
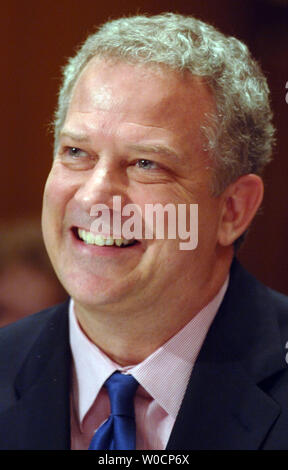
[{"x1": 218, "y1": 174, "x2": 264, "y2": 247}]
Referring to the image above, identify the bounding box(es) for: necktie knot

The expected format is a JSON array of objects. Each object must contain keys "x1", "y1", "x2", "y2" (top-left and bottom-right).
[{"x1": 105, "y1": 372, "x2": 139, "y2": 418}]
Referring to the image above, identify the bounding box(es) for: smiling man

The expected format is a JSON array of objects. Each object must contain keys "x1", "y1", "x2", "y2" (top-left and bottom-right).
[{"x1": 1, "y1": 13, "x2": 288, "y2": 450}]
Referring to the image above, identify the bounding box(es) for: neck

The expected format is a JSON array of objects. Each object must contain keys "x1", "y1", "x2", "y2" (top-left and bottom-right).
[{"x1": 74, "y1": 251, "x2": 233, "y2": 366}]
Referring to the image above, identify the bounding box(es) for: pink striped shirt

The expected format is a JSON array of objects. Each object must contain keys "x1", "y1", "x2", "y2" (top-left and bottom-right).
[{"x1": 70, "y1": 278, "x2": 228, "y2": 450}]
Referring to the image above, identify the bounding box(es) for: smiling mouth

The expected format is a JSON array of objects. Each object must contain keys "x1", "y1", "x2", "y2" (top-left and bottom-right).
[{"x1": 74, "y1": 228, "x2": 139, "y2": 248}]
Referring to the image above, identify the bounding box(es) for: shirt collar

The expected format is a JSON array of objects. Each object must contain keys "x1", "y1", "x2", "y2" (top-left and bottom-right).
[{"x1": 69, "y1": 277, "x2": 228, "y2": 423}]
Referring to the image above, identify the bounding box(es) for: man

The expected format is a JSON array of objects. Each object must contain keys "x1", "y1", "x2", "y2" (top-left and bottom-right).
[{"x1": 1, "y1": 13, "x2": 288, "y2": 450}]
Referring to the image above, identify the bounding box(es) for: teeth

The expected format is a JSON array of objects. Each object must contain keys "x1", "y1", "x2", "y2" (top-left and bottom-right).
[
  {"x1": 78, "y1": 229, "x2": 134, "y2": 247},
  {"x1": 104, "y1": 237, "x2": 114, "y2": 246}
]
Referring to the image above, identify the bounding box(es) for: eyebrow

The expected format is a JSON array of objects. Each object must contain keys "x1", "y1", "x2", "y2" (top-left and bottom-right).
[
  {"x1": 127, "y1": 143, "x2": 180, "y2": 161},
  {"x1": 59, "y1": 130, "x2": 91, "y2": 143}
]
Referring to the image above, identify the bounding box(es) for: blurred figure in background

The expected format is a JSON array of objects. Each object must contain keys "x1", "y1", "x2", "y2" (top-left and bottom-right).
[{"x1": 0, "y1": 219, "x2": 67, "y2": 327}]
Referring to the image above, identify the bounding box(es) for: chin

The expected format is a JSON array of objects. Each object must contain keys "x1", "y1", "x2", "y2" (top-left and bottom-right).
[{"x1": 64, "y1": 274, "x2": 136, "y2": 310}]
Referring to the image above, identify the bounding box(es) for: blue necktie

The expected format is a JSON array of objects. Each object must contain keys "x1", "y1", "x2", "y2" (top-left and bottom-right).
[{"x1": 88, "y1": 372, "x2": 139, "y2": 450}]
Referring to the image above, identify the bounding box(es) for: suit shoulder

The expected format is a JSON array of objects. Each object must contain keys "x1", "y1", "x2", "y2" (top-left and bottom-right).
[
  {"x1": 231, "y1": 259, "x2": 288, "y2": 310},
  {"x1": 231, "y1": 259, "x2": 288, "y2": 343},
  {"x1": 0, "y1": 302, "x2": 69, "y2": 375},
  {"x1": 265, "y1": 286, "x2": 288, "y2": 334}
]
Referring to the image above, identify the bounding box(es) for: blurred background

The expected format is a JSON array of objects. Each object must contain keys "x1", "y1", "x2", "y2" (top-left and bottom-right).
[{"x1": 0, "y1": 0, "x2": 287, "y2": 325}]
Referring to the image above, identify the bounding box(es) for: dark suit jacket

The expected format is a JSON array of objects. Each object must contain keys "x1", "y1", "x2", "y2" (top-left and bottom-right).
[{"x1": 1, "y1": 259, "x2": 288, "y2": 450}]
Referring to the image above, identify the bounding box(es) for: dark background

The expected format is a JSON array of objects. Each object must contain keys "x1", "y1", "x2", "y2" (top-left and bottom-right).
[{"x1": 1, "y1": 0, "x2": 287, "y2": 294}]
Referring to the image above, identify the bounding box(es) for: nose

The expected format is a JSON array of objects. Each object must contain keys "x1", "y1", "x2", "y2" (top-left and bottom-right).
[{"x1": 74, "y1": 161, "x2": 126, "y2": 212}]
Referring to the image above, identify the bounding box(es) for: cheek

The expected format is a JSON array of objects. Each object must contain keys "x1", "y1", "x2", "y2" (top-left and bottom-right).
[
  {"x1": 130, "y1": 184, "x2": 185, "y2": 208},
  {"x1": 42, "y1": 177, "x2": 59, "y2": 231},
  {"x1": 42, "y1": 169, "x2": 72, "y2": 221},
  {"x1": 197, "y1": 198, "x2": 224, "y2": 249},
  {"x1": 42, "y1": 180, "x2": 58, "y2": 256},
  {"x1": 42, "y1": 172, "x2": 70, "y2": 248}
]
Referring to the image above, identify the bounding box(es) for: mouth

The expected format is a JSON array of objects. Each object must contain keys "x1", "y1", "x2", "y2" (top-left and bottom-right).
[{"x1": 74, "y1": 227, "x2": 140, "y2": 248}]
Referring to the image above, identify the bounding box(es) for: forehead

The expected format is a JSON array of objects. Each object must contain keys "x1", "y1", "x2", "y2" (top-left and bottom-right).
[{"x1": 68, "y1": 58, "x2": 215, "y2": 126}]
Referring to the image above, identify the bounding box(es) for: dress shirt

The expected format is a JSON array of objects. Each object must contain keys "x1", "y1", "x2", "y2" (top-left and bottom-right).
[{"x1": 70, "y1": 278, "x2": 228, "y2": 450}]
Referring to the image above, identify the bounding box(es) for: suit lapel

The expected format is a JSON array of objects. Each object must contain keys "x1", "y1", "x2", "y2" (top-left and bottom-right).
[
  {"x1": 167, "y1": 259, "x2": 287, "y2": 450},
  {"x1": 0, "y1": 302, "x2": 71, "y2": 450},
  {"x1": 167, "y1": 358, "x2": 280, "y2": 450}
]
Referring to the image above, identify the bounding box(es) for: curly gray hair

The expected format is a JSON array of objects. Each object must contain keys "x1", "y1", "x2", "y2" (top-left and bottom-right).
[{"x1": 53, "y1": 12, "x2": 275, "y2": 195}]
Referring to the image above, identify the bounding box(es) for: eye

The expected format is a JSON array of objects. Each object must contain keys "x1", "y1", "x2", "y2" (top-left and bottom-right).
[
  {"x1": 65, "y1": 147, "x2": 88, "y2": 158},
  {"x1": 58, "y1": 145, "x2": 95, "y2": 170},
  {"x1": 135, "y1": 159, "x2": 158, "y2": 170}
]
